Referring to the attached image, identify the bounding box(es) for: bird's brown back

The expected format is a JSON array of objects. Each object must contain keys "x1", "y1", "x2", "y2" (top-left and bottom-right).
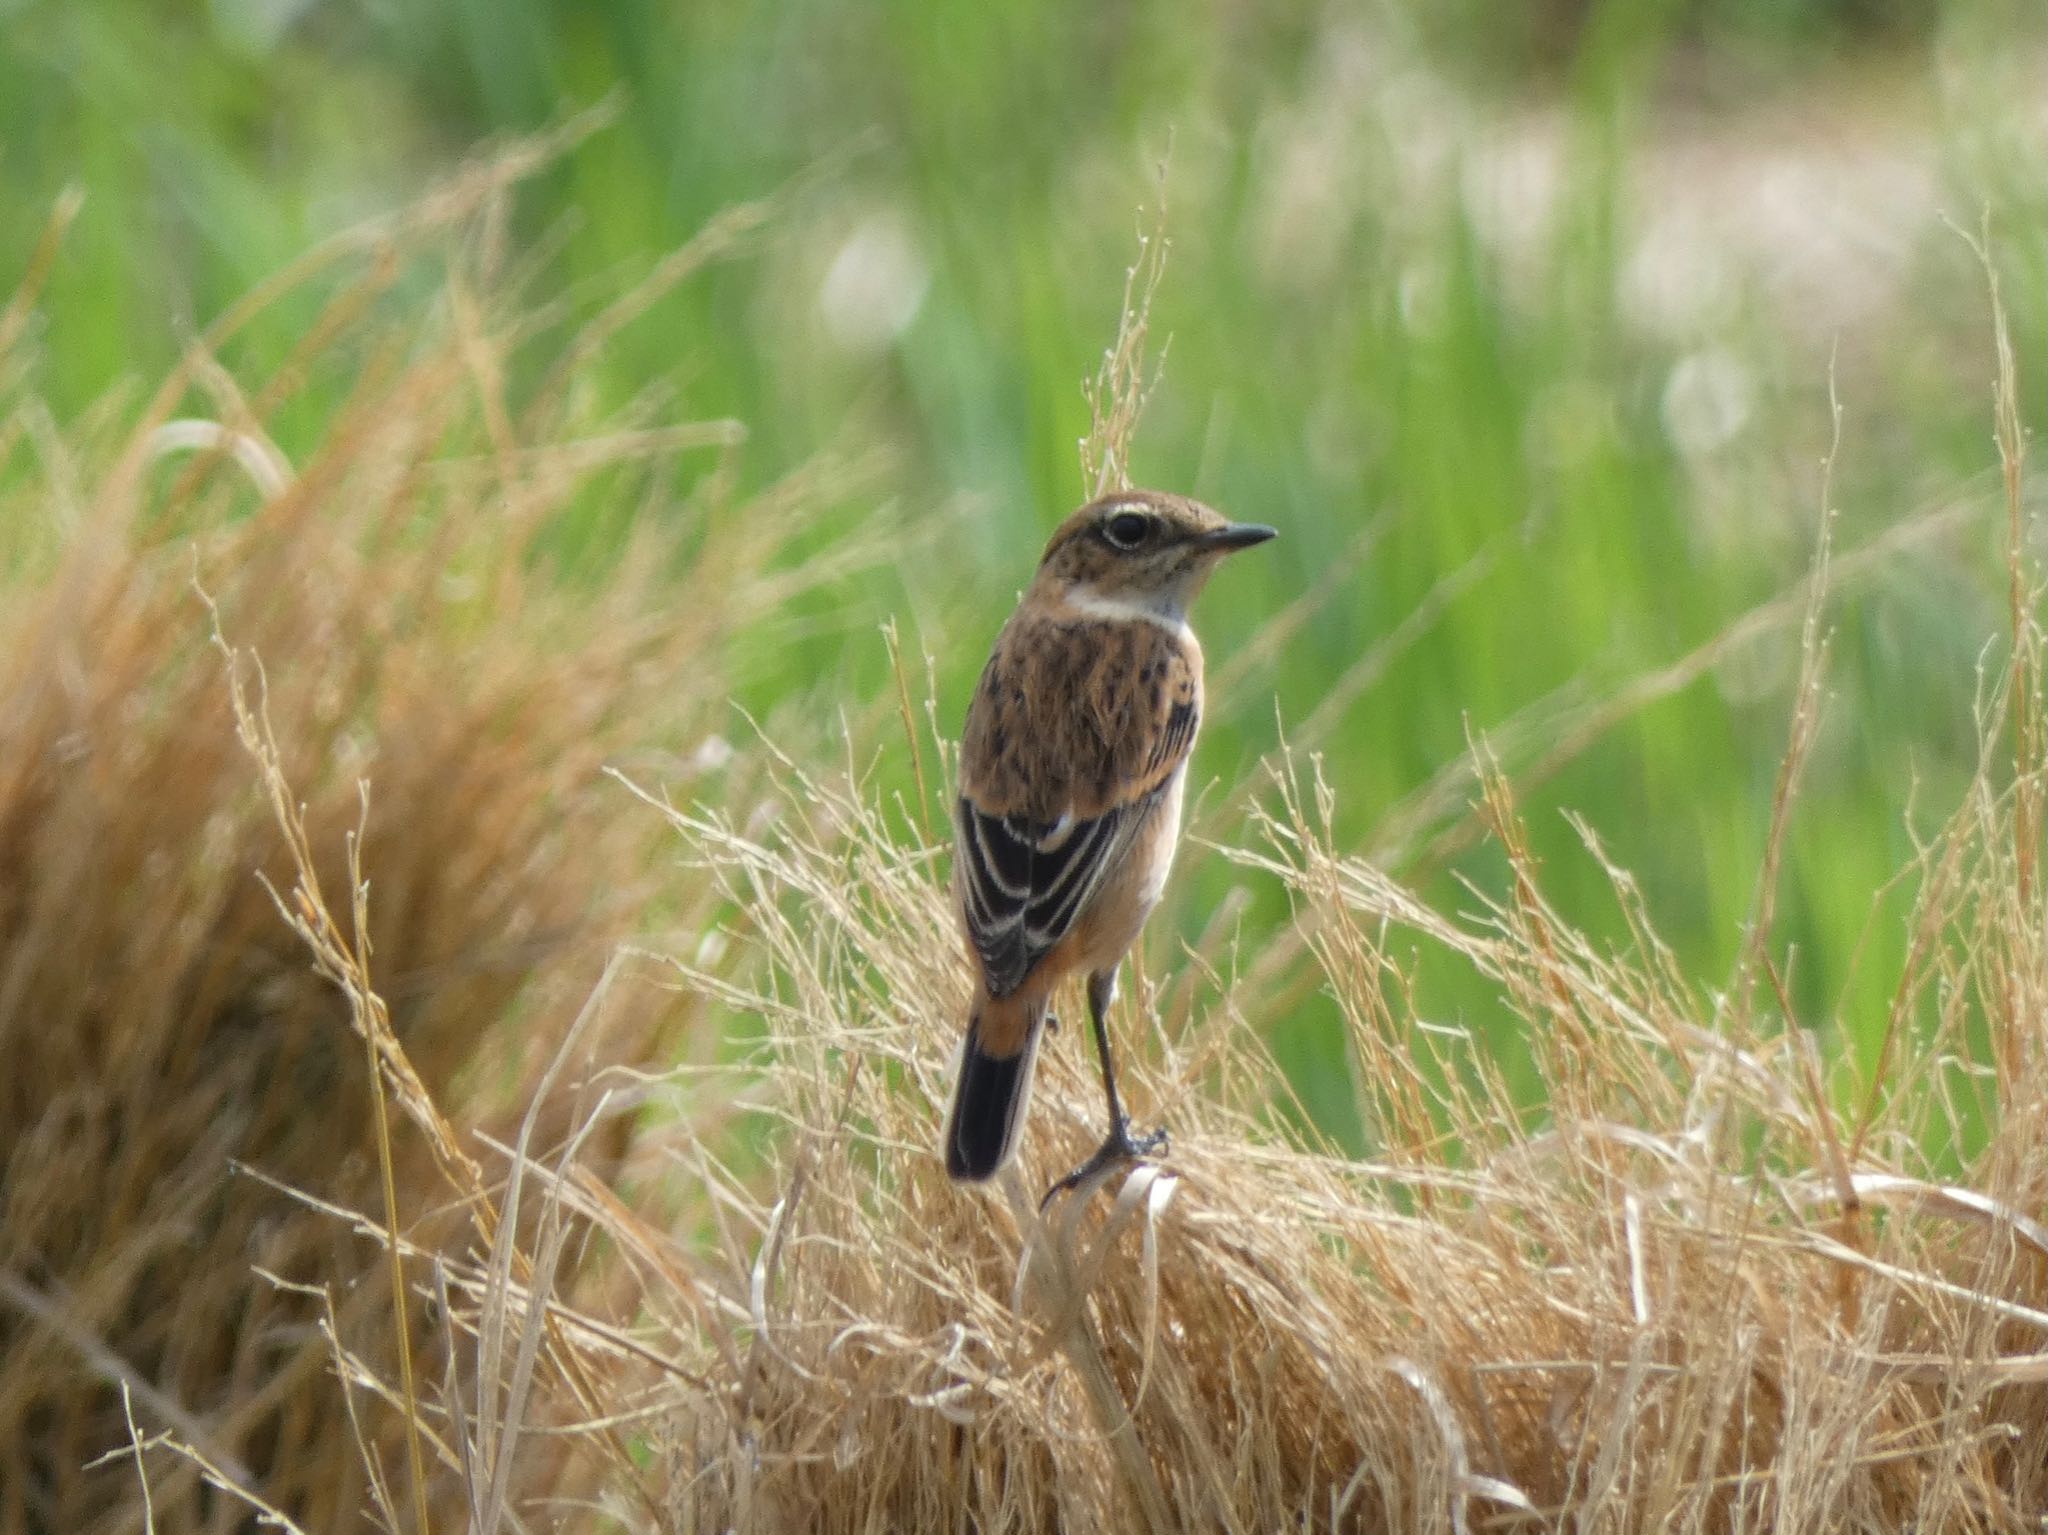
[{"x1": 959, "y1": 612, "x2": 1202, "y2": 824}]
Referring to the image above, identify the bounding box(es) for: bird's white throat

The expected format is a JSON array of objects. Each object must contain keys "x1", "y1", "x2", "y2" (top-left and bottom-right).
[{"x1": 1064, "y1": 584, "x2": 1193, "y2": 637}]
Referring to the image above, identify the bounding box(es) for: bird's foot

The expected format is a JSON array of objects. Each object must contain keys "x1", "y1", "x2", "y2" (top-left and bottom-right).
[
  {"x1": 1039, "y1": 1118, "x2": 1169, "y2": 1211},
  {"x1": 1045, "y1": 1011, "x2": 1060, "y2": 1034}
]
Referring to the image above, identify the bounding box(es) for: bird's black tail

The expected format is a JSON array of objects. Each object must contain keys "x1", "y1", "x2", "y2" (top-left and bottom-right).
[{"x1": 944, "y1": 1004, "x2": 1045, "y2": 1181}]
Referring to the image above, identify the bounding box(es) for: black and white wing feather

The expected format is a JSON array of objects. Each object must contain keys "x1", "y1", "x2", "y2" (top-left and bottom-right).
[{"x1": 955, "y1": 797, "x2": 1153, "y2": 998}]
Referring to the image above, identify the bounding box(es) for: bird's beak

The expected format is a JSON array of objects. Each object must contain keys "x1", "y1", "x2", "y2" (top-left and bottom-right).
[{"x1": 1197, "y1": 522, "x2": 1278, "y2": 553}]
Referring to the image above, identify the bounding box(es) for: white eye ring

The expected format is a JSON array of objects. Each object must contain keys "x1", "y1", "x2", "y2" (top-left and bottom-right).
[{"x1": 1103, "y1": 511, "x2": 1151, "y2": 549}]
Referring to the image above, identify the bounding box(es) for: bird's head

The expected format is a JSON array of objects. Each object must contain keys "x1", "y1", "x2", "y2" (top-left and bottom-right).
[{"x1": 1033, "y1": 490, "x2": 1276, "y2": 623}]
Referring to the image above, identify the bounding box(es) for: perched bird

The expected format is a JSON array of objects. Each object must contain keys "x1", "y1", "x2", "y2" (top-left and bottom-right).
[{"x1": 942, "y1": 489, "x2": 1276, "y2": 1197}]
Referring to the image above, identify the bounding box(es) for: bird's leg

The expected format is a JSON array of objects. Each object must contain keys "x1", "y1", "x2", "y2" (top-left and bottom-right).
[
  {"x1": 1085, "y1": 967, "x2": 1159, "y2": 1153},
  {"x1": 1040, "y1": 967, "x2": 1167, "y2": 1208}
]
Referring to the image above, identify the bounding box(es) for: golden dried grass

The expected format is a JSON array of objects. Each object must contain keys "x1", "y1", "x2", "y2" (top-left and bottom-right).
[
  {"x1": 255, "y1": 640, "x2": 2048, "y2": 1530},
  {"x1": 568, "y1": 688, "x2": 2048, "y2": 1530},
  {"x1": 0, "y1": 135, "x2": 860, "y2": 1531}
]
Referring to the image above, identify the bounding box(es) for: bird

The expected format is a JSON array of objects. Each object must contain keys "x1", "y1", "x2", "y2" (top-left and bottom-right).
[{"x1": 942, "y1": 488, "x2": 1276, "y2": 1200}]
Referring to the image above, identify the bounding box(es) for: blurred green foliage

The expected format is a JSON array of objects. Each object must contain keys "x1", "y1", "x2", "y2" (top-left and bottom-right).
[{"x1": 6, "y1": 0, "x2": 2048, "y2": 1156}]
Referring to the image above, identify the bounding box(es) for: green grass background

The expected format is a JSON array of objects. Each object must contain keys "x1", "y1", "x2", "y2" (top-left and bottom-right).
[{"x1": 6, "y1": 0, "x2": 2048, "y2": 1154}]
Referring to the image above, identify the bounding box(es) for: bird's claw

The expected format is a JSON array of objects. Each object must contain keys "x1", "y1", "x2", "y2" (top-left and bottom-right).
[{"x1": 1038, "y1": 1117, "x2": 1169, "y2": 1210}]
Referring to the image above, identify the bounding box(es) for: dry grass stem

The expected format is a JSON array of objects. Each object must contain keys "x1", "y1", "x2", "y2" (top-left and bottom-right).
[{"x1": 1081, "y1": 153, "x2": 1173, "y2": 498}]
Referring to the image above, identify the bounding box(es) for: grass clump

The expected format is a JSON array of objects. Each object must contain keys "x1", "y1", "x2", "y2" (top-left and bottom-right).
[
  {"x1": 571, "y1": 674, "x2": 2048, "y2": 1529},
  {"x1": 0, "y1": 141, "x2": 848, "y2": 1531}
]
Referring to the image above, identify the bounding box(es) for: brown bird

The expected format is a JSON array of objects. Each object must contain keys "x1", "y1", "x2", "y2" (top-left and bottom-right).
[{"x1": 943, "y1": 489, "x2": 1276, "y2": 1197}]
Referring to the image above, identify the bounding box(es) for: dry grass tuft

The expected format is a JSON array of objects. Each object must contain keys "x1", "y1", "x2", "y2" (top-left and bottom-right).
[
  {"x1": 574, "y1": 678, "x2": 2048, "y2": 1530},
  {"x1": 0, "y1": 139, "x2": 858, "y2": 1532}
]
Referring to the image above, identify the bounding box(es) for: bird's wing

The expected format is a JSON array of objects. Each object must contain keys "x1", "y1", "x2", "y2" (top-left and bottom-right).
[
  {"x1": 955, "y1": 617, "x2": 1201, "y2": 998},
  {"x1": 955, "y1": 798, "x2": 1150, "y2": 998}
]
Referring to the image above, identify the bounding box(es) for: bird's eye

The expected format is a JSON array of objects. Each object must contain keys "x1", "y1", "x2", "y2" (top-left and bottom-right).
[{"x1": 1102, "y1": 511, "x2": 1151, "y2": 549}]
